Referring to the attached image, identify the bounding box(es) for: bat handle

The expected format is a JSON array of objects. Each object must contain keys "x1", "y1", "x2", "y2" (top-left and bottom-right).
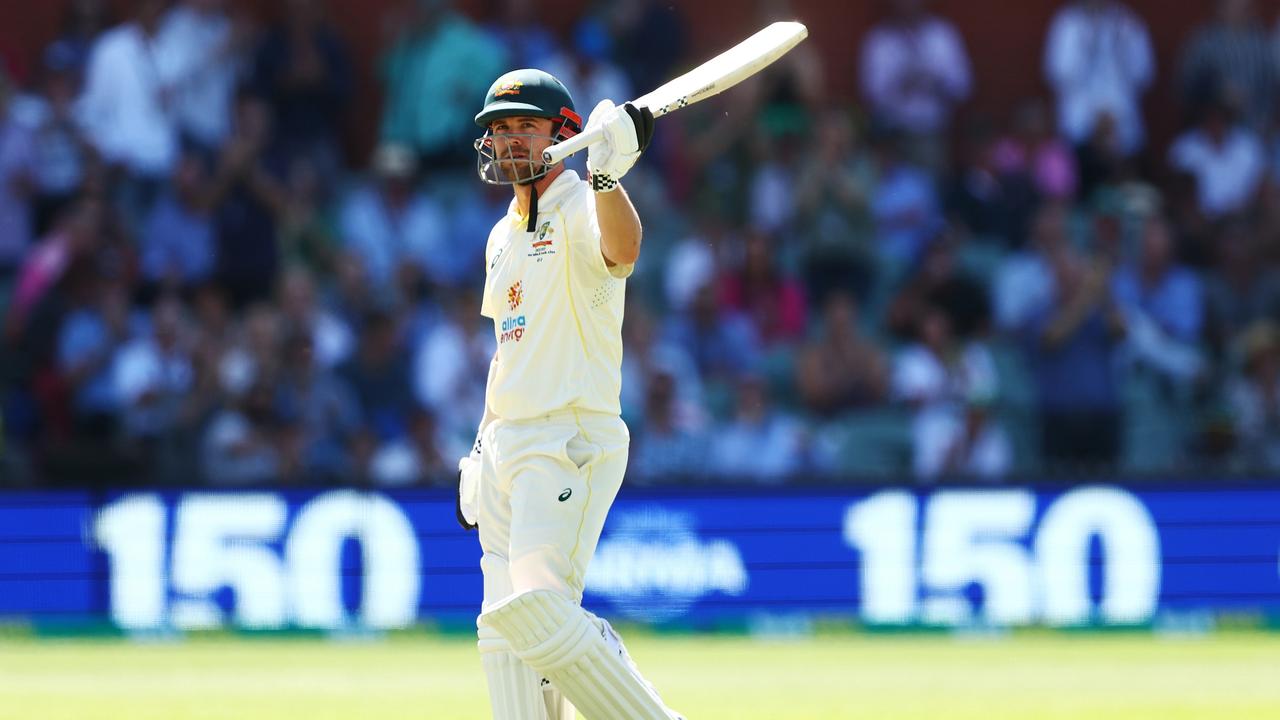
[{"x1": 542, "y1": 125, "x2": 605, "y2": 166}]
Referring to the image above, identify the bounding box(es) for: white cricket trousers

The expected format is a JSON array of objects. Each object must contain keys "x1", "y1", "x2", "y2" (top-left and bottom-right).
[{"x1": 478, "y1": 409, "x2": 629, "y2": 611}]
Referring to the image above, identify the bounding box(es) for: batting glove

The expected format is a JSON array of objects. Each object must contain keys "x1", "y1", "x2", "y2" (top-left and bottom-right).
[
  {"x1": 456, "y1": 434, "x2": 481, "y2": 531},
  {"x1": 585, "y1": 99, "x2": 654, "y2": 192}
]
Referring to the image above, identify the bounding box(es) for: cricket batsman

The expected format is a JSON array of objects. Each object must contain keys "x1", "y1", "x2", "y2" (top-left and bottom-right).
[{"x1": 457, "y1": 68, "x2": 684, "y2": 720}]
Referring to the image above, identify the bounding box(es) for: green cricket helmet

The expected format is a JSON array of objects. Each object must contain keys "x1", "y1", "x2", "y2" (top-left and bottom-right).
[{"x1": 474, "y1": 69, "x2": 582, "y2": 185}]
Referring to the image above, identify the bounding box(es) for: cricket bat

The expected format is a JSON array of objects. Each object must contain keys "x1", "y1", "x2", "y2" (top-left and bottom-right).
[{"x1": 541, "y1": 20, "x2": 809, "y2": 166}]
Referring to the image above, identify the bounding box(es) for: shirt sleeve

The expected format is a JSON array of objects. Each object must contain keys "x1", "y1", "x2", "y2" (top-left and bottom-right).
[{"x1": 583, "y1": 198, "x2": 635, "y2": 280}]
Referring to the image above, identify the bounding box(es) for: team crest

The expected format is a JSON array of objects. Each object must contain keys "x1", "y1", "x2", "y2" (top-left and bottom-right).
[
  {"x1": 507, "y1": 280, "x2": 523, "y2": 311},
  {"x1": 495, "y1": 80, "x2": 523, "y2": 97},
  {"x1": 529, "y1": 221, "x2": 556, "y2": 260}
]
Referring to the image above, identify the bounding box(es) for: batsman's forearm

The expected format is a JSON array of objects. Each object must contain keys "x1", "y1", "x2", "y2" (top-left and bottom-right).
[{"x1": 594, "y1": 185, "x2": 643, "y2": 266}]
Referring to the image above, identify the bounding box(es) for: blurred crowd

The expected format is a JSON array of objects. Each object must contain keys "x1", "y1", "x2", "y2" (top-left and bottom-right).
[{"x1": 4, "y1": 0, "x2": 1280, "y2": 488}]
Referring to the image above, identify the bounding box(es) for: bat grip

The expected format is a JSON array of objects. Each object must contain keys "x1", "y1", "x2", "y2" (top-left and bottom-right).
[{"x1": 542, "y1": 125, "x2": 605, "y2": 166}]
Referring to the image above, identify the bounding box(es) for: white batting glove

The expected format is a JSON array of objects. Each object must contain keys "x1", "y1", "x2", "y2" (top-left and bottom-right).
[
  {"x1": 456, "y1": 434, "x2": 481, "y2": 531},
  {"x1": 585, "y1": 99, "x2": 655, "y2": 192}
]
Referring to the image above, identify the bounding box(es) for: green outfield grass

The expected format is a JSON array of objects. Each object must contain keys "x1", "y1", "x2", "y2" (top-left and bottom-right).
[{"x1": 1, "y1": 631, "x2": 1278, "y2": 719}]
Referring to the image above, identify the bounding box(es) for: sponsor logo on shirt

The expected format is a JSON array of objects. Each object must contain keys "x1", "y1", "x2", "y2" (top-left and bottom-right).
[
  {"x1": 500, "y1": 315, "x2": 527, "y2": 343},
  {"x1": 507, "y1": 280, "x2": 523, "y2": 311},
  {"x1": 529, "y1": 221, "x2": 556, "y2": 260}
]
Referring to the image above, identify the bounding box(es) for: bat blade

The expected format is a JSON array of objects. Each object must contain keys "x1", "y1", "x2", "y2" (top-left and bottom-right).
[{"x1": 542, "y1": 21, "x2": 809, "y2": 166}]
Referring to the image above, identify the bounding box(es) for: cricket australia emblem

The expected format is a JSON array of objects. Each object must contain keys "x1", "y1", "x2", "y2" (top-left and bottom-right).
[{"x1": 529, "y1": 221, "x2": 556, "y2": 260}]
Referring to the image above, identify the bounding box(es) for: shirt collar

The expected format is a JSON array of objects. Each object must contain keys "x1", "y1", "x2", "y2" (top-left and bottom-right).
[{"x1": 506, "y1": 169, "x2": 581, "y2": 220}]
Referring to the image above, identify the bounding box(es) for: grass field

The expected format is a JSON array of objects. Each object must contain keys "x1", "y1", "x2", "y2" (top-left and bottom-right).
[{"x1": 2, "y1": 632, "x2": 1279, "y2": 719}]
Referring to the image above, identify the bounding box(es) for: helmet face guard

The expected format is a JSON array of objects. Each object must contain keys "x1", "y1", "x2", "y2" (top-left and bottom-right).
[{"x1": 474, "y1": 110, "x2": 581, "y2": 186}]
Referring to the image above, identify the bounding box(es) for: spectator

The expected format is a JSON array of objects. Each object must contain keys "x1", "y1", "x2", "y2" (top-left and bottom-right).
[
  {"x1": 339, "y1": 143, "x2": 448, "y2": 290},
  {"x1": 1074, "y1": 111, "x2": 1134, "y2": 205},
  {"x1": 1178, "y1": 0, "x2": 1274, "y2": 130},
  {"x1": 182, "y1": 283, "x2": 232, "y2": 420},
  {"x1": 1228, "y1": 320, "x2": 1280, "y2": 470},
  {"x1": 369, "y1": 405, "x2": 452, "y2": 486},
  {"x1": 795, "y1": 290, "x2": 890, "y2": 417},
  {"x1": 113, "y1": 293, "x2": 194, "y2": 443},
  {"x1": 860, "y1": 0, "x2": 972, "y2": 141},
  {"x1": 664, "y1": 279, "x2": 762, "y2": 386},
  {"x1": 793, "y1": 106, "x2": 878, "y2": 245},
  {"x1": 619, "y1": 299, "x2": 704, "y2": 430},
  {"x1": 628, "y1": 369, "x2": 706, "y2": 483},
  {"x1": 1111, "y1": 217, "x2": 1206, "y2": 383},
  {"x1": 276, "y1": 154, "x2": 338, "y2": 279},
  {"x1": 1020, "y1": 209, "x2": 1126, "y2": 471},
  {"x1": 337, "y1": 309, "x2": 413, "y2": 441},
  {"x1": 663, "y1": 208, "x2": 733, "y2": 314},
  {"x1": 886, "y1": 237, "x2": 990, "y2": 343},
  {"x1": 208, "y1": 90, "x2": 287, "y2": 308},
  {"x1": 1204, "y1": 220, "x2": 1280, "y2": 356},
  {"x1": 1168, "y1": 99, "x2": 1265, "y2": 220},
  {"x1": 56, "y1": 279, "x2": 135, "y2": 436},
  {"x1": 994, "y1": 202, "x2": 1067, "y2": 333},
  {"x1": 218, "y1": 303, "x2": 284, "y2": 400},
  {"x1": 77, "y1": 0, "x2": 180, "y2": 210},
  {"x1": 869, "y1": 127, "x2": 943, "y2": 266},
  {"x1": 201, "y1": 378, "x2": 281, "y2": 485},
  {"x1": 1044, "y1": 0, "x2": 1155, "y2": 155},
  {"x1": 443, "y1": 176, "x2": 510, "y2": 288},
  {"x1": 0, "y1": 71, "x2": 36, "y2": 277},
  {"x1": 158, "y1": 0, "x2": 252, "y2": 152},
  {"x1": 251, "y1": 0, "x2": 353, "y2": 173},
  {"x1": 274, "y1": 328, "x2": 359, "y2": 480},
  {"x1": 25, "y1": 42, "x2": 96, "y2": 238},
  {"x1": 744, "y1": 123, "x2": 799, "y2": 236},
  {"x1": 378, "y1": 0, "x2": 507, "y2": 167},
  {"x1": 412, "y1": 294, "x2": 492, "y2": 454},
  {"x1": 6, "y1": 197, "x2": 104, "y2": 342},
  {"x1": 893, "y1": 304, "x2": 1010, "y2": 479},
  {"x1": 990, "y1": 99, "x2": 1078, "y2": 203},
  {"x1": 945, "y1": 117, "x2": 1038, "y2": 248},
  {"x1": 710, "y1": 374, "x2": 805, "y2": 482},
  {"x1": 718, "y1": 229, "x2": 808, "y2": 347},
  {"x1": 139, "y1": 148, "x2": 216, "y2": 292},
  {"x1": 329, "y1": 249, "x2": 384, "y2": 329},
  {"x1": 278, "y1": 266, "x2": 354, "y2": 371},
  {"x1": 51, "y1": 0, "x2": 112, "y2": 76}
]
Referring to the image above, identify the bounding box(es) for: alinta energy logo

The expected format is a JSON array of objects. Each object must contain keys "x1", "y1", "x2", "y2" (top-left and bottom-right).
[{"x1": 584, "y1": 507, "x2": 748, "y2": 623}]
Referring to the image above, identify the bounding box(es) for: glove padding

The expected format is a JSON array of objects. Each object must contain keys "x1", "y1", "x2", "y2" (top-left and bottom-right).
[
  {"x1": 585, "y1": 100, "x2": 654, "y2": 192},
  {"x1": 456, "y1": 437, "x2": 481, "y2": 531}
]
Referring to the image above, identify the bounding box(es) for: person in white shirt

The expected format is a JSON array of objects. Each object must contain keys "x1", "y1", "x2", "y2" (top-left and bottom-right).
[
  {"x1": 457, "y1": 69, "x2": 683, "y2": 720},
  {"x1": 77, "y1": 0, "x2": 179, "y2": 180},
  {"x1": 860, "y1": 0, "x2": 972, "y2": 137},
  {"x1": 893, "y1": 305, "x2": 1011, "y2": 479},
  {"x1": 157, "y1": 0, "x2": 247, "y2": 150},
  {"x1": 1044, "y1": 0, "x2": 1155, "y2": 155},
  {"x1": 1168, "y1": 99, "x2": 1265, "y2": 219}
]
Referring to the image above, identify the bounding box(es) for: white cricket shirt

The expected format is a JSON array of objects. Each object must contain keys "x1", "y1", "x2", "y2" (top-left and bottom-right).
[{"x1": 481, "y1": 170, "x2": 633, "y2": 421}]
